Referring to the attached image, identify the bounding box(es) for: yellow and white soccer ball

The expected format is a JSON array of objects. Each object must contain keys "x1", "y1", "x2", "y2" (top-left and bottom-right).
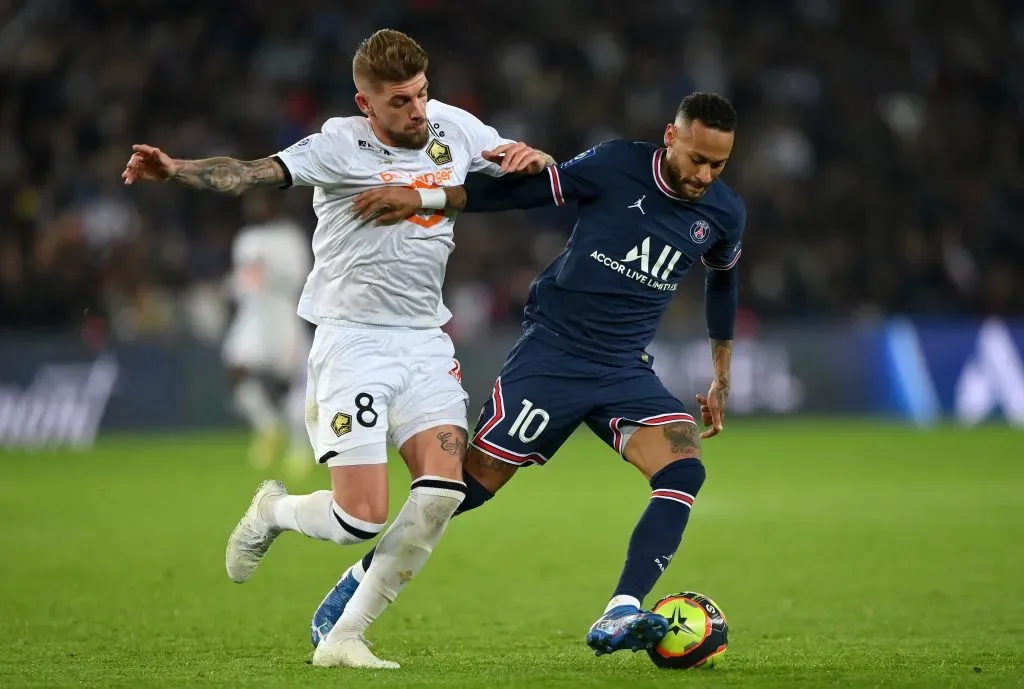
[{"x1": 647, "y1": 591, "x2": 729, "y2": 669}]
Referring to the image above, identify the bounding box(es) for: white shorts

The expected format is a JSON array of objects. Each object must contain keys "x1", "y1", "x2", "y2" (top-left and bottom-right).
[{"x1": 304, "y1": 323, "x2": 468, "y2": 467}]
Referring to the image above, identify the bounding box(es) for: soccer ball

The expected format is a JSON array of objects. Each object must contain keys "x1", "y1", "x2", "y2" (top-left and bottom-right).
[{"x1": 646, "y1": 591, "x2": 728, "y2": 669}]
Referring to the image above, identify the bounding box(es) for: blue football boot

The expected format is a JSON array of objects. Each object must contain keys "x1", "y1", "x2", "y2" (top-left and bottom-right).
[
  {"x1": 310, "y1": 568, "x2": 360, "y2": 648},
  {"x1": 585, "y1": 605, "x2": 669, "y2": 656}
]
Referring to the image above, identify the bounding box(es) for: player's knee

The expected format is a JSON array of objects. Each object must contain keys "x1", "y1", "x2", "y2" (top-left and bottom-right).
[
  {"x1": 331, "y1": 484, "x2": 389, "y2": 528},
  {"x1": 332, "y1": 495, "x2": 388, "y2": 527},
  {"x1": 436, "y1": 428, "x2": 470, "y2": 472},
  {"x1": 328, "y1": 499, "x2": 386, "y2": 546},
  {"x1": 400, "y1": 426, "x2": 467, "y2": 480},
  {"x1": 328, "y1": 463, "x2": 389, "y2": 525},
  {"x1": 624, "y1": 421, "x2": 701, "y2": 478},
  {"x1": 649, "y1": 457, "x2": 707, "y2": 499},
  {"x1": 464, "y1": 447, "x2": 517, "y2": 494},
  {"x1": 454, "y1": 469, "x2": 497, "y2": 515}
]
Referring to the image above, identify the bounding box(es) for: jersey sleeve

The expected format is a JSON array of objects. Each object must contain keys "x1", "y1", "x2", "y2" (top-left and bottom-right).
[
  {"x1": 701, "y1": 200, "x2": 746, "y2": 271},
  {"x1": 462, "y1": 140, "x2": 617, "y2": 212},
  {"x1": 273, "y1": 125, "x2": 349, "y2": 189},
  {"x1": 703, "y1": 198, "x2": 746, "y2": 340}
]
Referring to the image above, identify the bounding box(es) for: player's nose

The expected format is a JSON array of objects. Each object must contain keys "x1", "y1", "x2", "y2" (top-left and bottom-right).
[{"x1": 696, "y1": 166, "x2": 713, "y2": 185}]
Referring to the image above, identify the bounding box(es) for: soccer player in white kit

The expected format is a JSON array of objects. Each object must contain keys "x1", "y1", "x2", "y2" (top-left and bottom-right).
[
  {"x1": 122, "y1": 29, "x2": 552, "y2": 669},
  {"x1": 222, "y1": 193, "x2": 312, "y2": 475}
]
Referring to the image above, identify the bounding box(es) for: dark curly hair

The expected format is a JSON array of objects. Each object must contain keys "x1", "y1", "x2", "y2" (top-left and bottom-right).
[{"x1": 677, "y1": 92, "x2": 737, "y2": 132}]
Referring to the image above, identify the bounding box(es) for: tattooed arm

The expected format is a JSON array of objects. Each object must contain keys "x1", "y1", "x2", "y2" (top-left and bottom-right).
[
  {"x1": 710, "y1": 338, "x2": 732, "y2": 416},
  {"x1": 696, "y1": 339, "x2": 732, "y2": 440},
  {"x1": 170, "y1": 157, "x2": 286, "y2": 195},
  {"x1": 122, "y1": 144, "x2": 286, "y2": 196}
]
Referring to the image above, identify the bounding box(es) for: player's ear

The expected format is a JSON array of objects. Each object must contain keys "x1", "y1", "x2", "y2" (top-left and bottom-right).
[
  {"x1": 355, "y1": 92, "x2": 373, "y2": 117},
  {"x1": 664, "y1": 123, "x2": 675, "y2": 148}
]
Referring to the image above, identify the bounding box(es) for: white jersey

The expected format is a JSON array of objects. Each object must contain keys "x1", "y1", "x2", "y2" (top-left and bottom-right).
[{"x1": 274, "y1": 99, "x2": 513, "y2": 328}]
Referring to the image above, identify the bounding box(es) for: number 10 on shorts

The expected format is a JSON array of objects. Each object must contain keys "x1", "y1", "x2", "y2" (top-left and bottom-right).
[{"x1": 508, "y1": 399, "x2": 549, "y2": 443}]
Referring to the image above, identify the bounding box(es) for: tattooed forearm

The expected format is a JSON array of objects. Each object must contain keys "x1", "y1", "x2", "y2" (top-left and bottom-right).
[
  {"x1": 170, "y1": 157, "x2": 285, "y2": 195},
  {"x1": 711, "y1": 338, "x2": 732, "y2": 413},
  {"x1": 437, "y1": 429, "x2": 468, "y2": 457},
  {"x1": 711, "y1": 339, "x2": 732, "y2": 387},
  {"x1": 664, "y1": 422, "x2": 701, "y2": 458}
]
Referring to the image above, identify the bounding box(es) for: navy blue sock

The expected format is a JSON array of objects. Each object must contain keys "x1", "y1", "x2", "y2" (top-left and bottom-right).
[
  {"x1": 358, "y1": 470, "x2": 494, "y2": 573},
  {"x1": 612, "y1": 458, "x2": 707, "y2": 605}
]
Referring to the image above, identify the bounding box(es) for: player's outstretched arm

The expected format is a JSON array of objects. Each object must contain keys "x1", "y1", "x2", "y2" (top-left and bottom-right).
[
  {"x1": 122, "y1": 144, "x2": 286, "y2": 196},
  {"x1": 483, "y1": 142, "x2": 555, "y2": 175},
  {"x1": 351, "y1": 165, "x2": 560, "y2": 224},
  {"x1": 353, "y1": 141, "x2": 608, "y2": 224},
  {"x1": 350, "y1": 186, "x2": 469, "y2": 225}
]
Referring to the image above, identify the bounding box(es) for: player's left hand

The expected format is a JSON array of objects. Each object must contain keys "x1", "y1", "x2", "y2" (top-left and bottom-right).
[
  {"x1": 482, "y1": 142, "x2": 550, "y2": 175},
  {"x1": 696, "y1": 380, "x2": 729, "y2": 439},
  {"x1": 352, "y1": 187, "x2": 422, "y2": 225}
]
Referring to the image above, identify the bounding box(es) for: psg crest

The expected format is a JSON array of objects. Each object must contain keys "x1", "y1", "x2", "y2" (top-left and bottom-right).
[{"x1": 689, "y1": 220, "x2": 711, "y2": 244}]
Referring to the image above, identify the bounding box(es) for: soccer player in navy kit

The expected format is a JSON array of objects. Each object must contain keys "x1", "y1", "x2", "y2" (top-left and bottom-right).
[{"x1": 312, "y1": 92, "x2": 744, "y2": 657}]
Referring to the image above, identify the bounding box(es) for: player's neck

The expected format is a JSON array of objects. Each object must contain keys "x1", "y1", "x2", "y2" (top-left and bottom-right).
[{"x1": 658, "y1": 153, "x2": 680, "y2": 197}]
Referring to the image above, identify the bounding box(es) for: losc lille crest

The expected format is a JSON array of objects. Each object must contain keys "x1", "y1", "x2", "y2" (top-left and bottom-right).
[
  {"x1": 427, "y1": 139, "x2": 452, "y2": 165},
  {"x1": 331, "y1": 412, "x2": 352, "y2": 437}
]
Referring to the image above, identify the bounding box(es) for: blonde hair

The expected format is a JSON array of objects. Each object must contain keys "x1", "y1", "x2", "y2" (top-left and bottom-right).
[{"x1": 352, "y1": 29, "x2": 428, "y2": 86}]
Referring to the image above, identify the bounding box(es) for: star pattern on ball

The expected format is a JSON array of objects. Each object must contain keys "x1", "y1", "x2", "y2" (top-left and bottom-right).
[{"x1": 667, "y1": 605, "x2": 697, "y2": 636}]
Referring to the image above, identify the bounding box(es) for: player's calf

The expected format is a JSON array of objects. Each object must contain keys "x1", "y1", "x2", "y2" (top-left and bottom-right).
[
  {"x1": 614, "y1": 422, "x2": 705, "y2": 604},
  {"x1": 321, "y1": 425, "x2": 467, "y2": 648},
  {"x1": 588, "y1": 422, "x2": 706, "y2": 655},
  {"x1": 310, "y1": 447, "x2": 511, "y2": 647},
  {"x1": 256, "y1": 465, "x2": 388, "y2": 550}
]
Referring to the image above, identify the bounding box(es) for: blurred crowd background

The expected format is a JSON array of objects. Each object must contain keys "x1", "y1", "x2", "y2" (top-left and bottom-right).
[{"x1": 1, "y1": 0, "x2": 1022, "y2": 345}]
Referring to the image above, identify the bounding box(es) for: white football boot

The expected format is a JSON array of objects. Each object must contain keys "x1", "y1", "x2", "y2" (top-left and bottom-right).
[
  {"x1": 312, "y1": 632, "x2": 400, "y2": 669},
  {"x1": 225, "y1": 480, "x2": 287, "y2": 583}
]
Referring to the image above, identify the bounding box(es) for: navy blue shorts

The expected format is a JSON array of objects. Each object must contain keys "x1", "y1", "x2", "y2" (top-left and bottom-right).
[{"x1": 470, "y1": 334, "x2": 696, "y2": 466}]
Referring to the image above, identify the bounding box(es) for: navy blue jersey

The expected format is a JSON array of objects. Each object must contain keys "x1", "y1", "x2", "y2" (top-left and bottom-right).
[{"x1": 463, "y1": 140, "x2": 746, "y2": 365}]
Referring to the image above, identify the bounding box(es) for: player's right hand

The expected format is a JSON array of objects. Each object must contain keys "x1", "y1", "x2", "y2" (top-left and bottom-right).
[
  {"x1": 352, "y1": 187, "x2": 422, "y2": 224},
  {"x1": 122, "y1": 144, "x2": 178, "y2": 184},
  {"x1": 482, "y1": 142, "x2": 550, "y2": 175},
  {"x1": 695, "y1": 389, "x2": 725, "y2": 439}
]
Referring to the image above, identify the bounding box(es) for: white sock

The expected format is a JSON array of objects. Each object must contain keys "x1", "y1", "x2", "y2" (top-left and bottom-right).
[
  {"x1": 234, "y1": 379, "x2": 281, "y2": 432},
  {"x1": 327, "y1": 476, "x2": 467, "y2": 639},
  {"x1": 349, "y1": 560, "x2": 366, "y2": 583},
  {"x1": 605, "y1": 595, "x2": 641, "y2": 613},
  {"x1": 269, "y1": 491, "x2": 385, "y2": 545}
]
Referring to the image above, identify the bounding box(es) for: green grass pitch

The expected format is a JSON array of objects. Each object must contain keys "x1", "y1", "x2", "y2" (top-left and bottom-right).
[{"x1": 2, "y1": 421, "x2": 1023, "y2": 687}]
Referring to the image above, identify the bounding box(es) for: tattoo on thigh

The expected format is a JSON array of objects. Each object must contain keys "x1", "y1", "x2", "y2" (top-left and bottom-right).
[
  {"x1": 437, "y1": 429, "x2": 468, "y2": 457},
  {"x1": 663, "y1": 422, "x2": 701, "y2": 458}
]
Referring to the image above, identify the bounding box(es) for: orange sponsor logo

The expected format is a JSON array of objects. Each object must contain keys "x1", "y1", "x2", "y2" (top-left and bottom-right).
[
  {"x1": 378, "y1": 168, "x2": 454, "y2": 186},
  {"x1": 376, "y1": 169, "x2": 454, "y2": 228}
]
